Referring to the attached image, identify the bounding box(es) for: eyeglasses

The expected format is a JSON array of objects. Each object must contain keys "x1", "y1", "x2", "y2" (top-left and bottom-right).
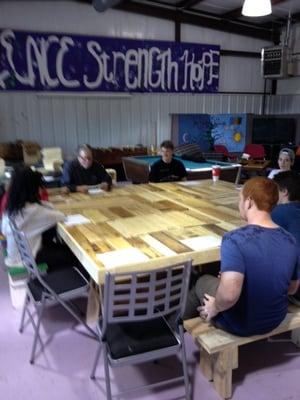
[{"x1": 79, "y1": 155, "x2": 92, "y2": 161}]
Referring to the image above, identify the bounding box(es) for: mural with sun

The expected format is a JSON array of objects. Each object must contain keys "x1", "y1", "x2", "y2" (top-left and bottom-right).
[{"x1": 177, "y1": 114, "x2": 247, "y2": 152}]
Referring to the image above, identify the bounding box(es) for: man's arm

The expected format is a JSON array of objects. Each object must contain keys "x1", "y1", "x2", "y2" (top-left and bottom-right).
[
  {"x1": 288, "y1": 280, "x2": 300, "y2": 295},
  {"x1": 95, "y1": 163, "x2": 112, "y2": 191},
  {"x1": 149, "y1": 163, "x2": 159, "y2": 182},
  {"x1": 60, "y1": 161, "x2": 76, "y2": 192},
  {"x1": 199, "y1": 271, "x2": 244, "y2": 321},
  {"x1": 215, "y1": 271, "x2": 244, "y2": 311},
  {"x1": 178, "y1": 160, "x2": 187, "y2": 180},
  {"x1": 289, "y1": 252, "x2": 300, "y2": 294}
]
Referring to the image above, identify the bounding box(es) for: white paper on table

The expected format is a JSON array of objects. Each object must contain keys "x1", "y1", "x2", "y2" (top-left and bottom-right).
[
  {"x1": 181, "y1": 235, "x2": 221, "y2": 251},
  {"x1": 97, "y1": 248, "x2": 149, "y2": 269},
  {"x1": 64, "y1": 214, "x2": 91, "y2": 226},
  {"x1": 88, "y1": 187, "x2": 104, "y2": 195},
  {"x1": 177, "y1": 180, "x2": 200, "y2": 186},
  {"x1": 51, "y1": 195, "x2": 65, "y2": 202}
]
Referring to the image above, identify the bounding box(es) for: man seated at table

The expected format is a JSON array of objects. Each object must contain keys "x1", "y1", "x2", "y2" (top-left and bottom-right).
[
  {"x1": 149, "y1": 140, "x2": 187, "y2": 183},
  {"x1": 183, "y1": 176, "x2": 300, "y2": 336},
  {"x1": 61, "y1": 144, "x2": 112, "y2": 193},
  {"x1": 272, "y1": 171, "x2": 300, "y2": 305}
]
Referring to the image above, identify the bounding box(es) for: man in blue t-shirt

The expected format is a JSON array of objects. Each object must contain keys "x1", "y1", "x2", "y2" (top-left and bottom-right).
[
  {"x1": 272, "y1": 171, "x2": 300, "y2": 304},
  {"x1": 184, "y1": 177, "x2": 300, "y2": 336},
  {"x1": 149, "y1": 140, "x2": 187, "y2": 183}
]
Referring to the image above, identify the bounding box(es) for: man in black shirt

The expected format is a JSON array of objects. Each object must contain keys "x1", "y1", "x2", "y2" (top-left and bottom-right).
[
  {"x1": 61, "y1": 144, "x2": 112, "y2": 193},
  {"x1": 149, "y1": 140, "x2": 187, "y2": 183}
]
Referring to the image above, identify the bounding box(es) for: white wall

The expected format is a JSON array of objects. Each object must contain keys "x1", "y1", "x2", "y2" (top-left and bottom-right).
[{"x1": 0, "y1": 1, "x2": 274, "y2": 156}]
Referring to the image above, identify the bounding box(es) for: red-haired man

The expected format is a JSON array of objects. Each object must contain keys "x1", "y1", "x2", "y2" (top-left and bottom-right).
[{"x1": 184, "y1": 177, "x2": 300, "y2": 336}]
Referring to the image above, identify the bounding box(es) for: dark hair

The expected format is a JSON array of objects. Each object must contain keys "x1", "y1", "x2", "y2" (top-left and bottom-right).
[
  {"x1": 77, "y1": 144, "x2": 92, "y2": 155},
  {"x1": 242, "y1": 177, "x2": 279, "y2": 212},
  {"x1": 273, "y1": 170, "x2": 300, "y2": 201},
  {"x1": 160, "y1": 140, "x2": 174, "y2": 150},
  {"x1": 6, "y1": 166, "x2": 44, "y2": 216}
]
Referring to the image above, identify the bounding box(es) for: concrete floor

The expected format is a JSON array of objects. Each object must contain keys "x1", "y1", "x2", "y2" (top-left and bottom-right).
[{"x1": 1, "y1": 261, "x2": 300, "y2": 400}]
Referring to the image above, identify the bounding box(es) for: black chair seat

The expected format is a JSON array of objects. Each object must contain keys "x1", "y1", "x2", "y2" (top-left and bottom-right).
[
  {"x1": 28, "y1": 267, "x2": 87, "y2": 302},
  {"x1": 106, "y1": 316, "x2": 178, "y2": 359}
]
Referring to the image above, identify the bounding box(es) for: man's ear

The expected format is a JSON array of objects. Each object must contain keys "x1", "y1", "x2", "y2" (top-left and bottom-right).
[
  {"x1": 246, "y1": 197, "x2": 252, "y2": 209},
  {"x1": 282, "y1": 188, "x2": 289, "y2": 199}
]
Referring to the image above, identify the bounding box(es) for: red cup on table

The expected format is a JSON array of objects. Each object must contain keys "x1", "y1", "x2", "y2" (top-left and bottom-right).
[{"x1": 212, "y1": 165, "x2": 221, "y2": 182}]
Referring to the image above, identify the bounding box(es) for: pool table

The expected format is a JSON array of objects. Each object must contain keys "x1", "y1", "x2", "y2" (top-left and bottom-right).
[{"x1": 122, "y1": 156, "x2": 241, "y2": 184}]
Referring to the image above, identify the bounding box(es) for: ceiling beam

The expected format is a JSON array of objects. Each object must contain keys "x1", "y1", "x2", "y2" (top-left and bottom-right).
[
  {"x1": 175, "y1": 0, "x2": 204, "y2": 10},
  {"x1": 221, "y1": 0, "x2": 289, "y2": 20},
  {"x1": 250, "y1": 9, "x2": 300, "y2": 34},
  {"x1": 115, "y1": 1, "x2": 279, "y2": 42}
]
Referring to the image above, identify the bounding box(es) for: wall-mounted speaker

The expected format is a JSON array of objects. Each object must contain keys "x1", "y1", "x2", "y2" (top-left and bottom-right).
[{"x1": 261, "y1": 46, "x2": 290, "y2": 79}]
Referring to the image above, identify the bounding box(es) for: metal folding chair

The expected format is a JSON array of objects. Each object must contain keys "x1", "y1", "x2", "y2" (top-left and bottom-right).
[
  {"x1": 90, "y1": 259, "x2": 192, "y2": 399},
  {"x1": 9, "y1": 218, "x2": 97, "y2": 364}
]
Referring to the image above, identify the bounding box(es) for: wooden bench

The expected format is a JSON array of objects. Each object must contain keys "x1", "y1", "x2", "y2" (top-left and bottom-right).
[{"x1": 184, "y1": 305, "x2": 300, "y2": 399}]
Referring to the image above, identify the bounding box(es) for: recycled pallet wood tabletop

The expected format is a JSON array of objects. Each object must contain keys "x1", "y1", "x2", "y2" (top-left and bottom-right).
[{"x1": 51, "y1": 180, "x2": 244, "y2": 284}]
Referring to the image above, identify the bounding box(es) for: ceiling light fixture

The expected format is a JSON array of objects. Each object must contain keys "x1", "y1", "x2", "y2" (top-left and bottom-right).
[{"x1": 242, "y1": 0, "x2": 272, "y2": 17}]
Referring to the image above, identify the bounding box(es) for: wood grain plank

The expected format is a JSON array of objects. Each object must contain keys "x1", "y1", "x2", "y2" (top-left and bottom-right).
[
  {"x1": 155, "y1": 200, "x2": 187, "y2": 212},
  {"x1": 184, "y1": 210, "x2": 219, "y2": 224},
  {"x1": 77, "y1": 224, "x2": 100, "y2": 243},
  {"x1": 151, "y1": 232, "x2": 191, "y2": 254},
  {"x1": 105, "y1": 237, "x2": 132, "y2": 250},
  {"x1": 91, "y1": 222, "x2": 121, "y2": 238},
  {"x1": 203, "y1": 224, "x2": 228, "y2": 237},
  {"x1": 109, "y1": 207, "x2": 135, "y2": 218}
]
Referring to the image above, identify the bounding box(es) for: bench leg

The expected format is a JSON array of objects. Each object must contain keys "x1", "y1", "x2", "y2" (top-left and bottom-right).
[
  {"x1": 212, "y1": 347, "x2": 238, "y2": 399},
  {"x1": 291, "y1": 328, "x2": 300, "y2": 347},
  {"x1": 200, "y1": 348, "x2": 213, "y2": 381},
  {"x1": 232, "y1": 346, "x2": 239, "y2": 370}
]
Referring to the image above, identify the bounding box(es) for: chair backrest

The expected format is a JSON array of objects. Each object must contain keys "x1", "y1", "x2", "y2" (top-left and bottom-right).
[
  {"x1": 0, "y1": 157, "x2": 5, "y2": 175},
  {"x1": 42, "y1": 147, "x2": 63, "y2": 171},
  {"x1": 122, "y1": 157, "x2": 150, "y2": 183},
  {"x1": 244, "y1": 144, "x2": 265, "y2": 159},
  {"x1": 102, "y1": 260, "x2": 192, "y2": 330},
  {"x1": 9, "y1": 218, "x2": 40, "y2": 279},
  {"x1": 9, "y1": 218, "x2": 63, "y2": 303},
  {"x1": 214, "y1": 145, "x2": 229, "y2": 156},
  {"x1": 22, "y1": 142, "x2": 41, "y2": 166}
]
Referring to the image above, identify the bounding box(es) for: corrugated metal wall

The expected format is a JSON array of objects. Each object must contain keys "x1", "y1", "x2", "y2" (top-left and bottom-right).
[
  {"x1": 266, "y1": 95, "x2": 300, "y2": 114},
  {"x1": 0, "y1": 92, "x2": 265, "y2": 156}
]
